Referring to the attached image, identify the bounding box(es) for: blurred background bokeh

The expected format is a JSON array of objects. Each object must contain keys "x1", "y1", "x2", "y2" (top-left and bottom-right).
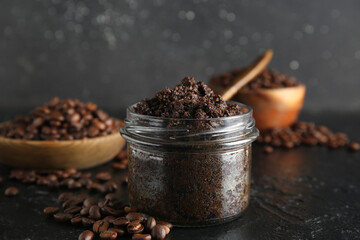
[{"x1": 1, "y1": 0, "x2": 359, "y2": 117}]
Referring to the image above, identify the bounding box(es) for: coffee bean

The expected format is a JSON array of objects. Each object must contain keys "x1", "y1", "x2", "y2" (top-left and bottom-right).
[
  {"x1": 105, "y1": 193, "x2": 116, "y2": 201},
  {"x1": 263, "y1": 146, "x2": 274, "y2": 154},
  {"x1": 101, "y1": 206, "x2": 123, "y2": 216},
  {"x1": 348, "y1": 142, "x2": 360, "y2": 151},
  {"x1": 4, "y1": 186, "x2": 19, "y2": 197},
  {"x1": 64, "y1": 206, "x2": 82, "y2": 214},
  {"x1": 151, "y1": 225, "x2": 167, "y2": 240},
  {"x1": 70, "y1": 215, "x2": 83, "y2": 225},
  {"x1": 83, "y1": 197, "x2": 97, "y2": 207},
  {"x1": 112, "y1": 162, "x2": 127, "y2": 170},
  {"x1": 158, "y1": 224, "x2": 170, "y2": 235},
  {"x1": 99, "y1": 230, "x2": 117, "y2": 240},
  {"x1": 145, "y1": 217, "x2": 156, "y2": 232},
  {"x1": 117, "y1": 150, "x2": 127, "y2": 159},
  {"x1": 124, "y1": 206, "x2": 138, "y2": 213},
  {"x1": 58, "y1": 192, "x2": 73, "y2": 203},
  {"x1": 112, "y1": 217, "x2": 130, "y2": 227},
  {"x1": 82, "y1": 217, "x2": 95, "y2": 227},
  {"x1": 89, "y1": 205, "x2": 102, "y2": 220},
  {"x1": 43, "y1": 206, "x2": 59, "y2": 216},
  {"x1": 127, "y1": 220, "x2": 144, "y2": 234},
  {"x1": 93, "y1": 220, "x2": 109, "y2": 233},
  {"x1": 126, "y1": 212, "x2": 145, "y2": 222},
  {"x1": 68, "y1": 181, "x2": 82, "y2": 189},
  {"x1": 96, "y1": 172, "x2": 112, "y2": 181},
  {"x1": 156, "y1": 220, "x2": 173, "y2": 229},
  {"x1": 102, "y1": 216, "x2": 116, "y2": 223},
  {"x1": 133, "y1": 234, "x2": 152, "y2": 240},
  {"x1": 80, "y1": 206, "x2": 91, "y2": 216},
  {"x1": 78, "y1": 230, "x2": 94, "y2": 240},
  {"x1": 53, "y1": 213, "x2": 73, "y2": 223},
  {"x1": 108, "y1": 228, "x2": 125, "y2": 237}
]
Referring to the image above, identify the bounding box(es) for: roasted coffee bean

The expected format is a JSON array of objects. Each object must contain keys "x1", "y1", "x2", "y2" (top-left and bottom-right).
[
  {"x1": 99, "y1": 230, "x2": 117, "y2": 240},
  {"x1": 89, "y1": 205, "x2": 102, "y2": 220},
  {"x1": 53, "y1": 213, "x2": 73, "y2": 223},
  {"x1": 80, "y1": 206, "x2": 91, "y2": 216},
  {"x1": 105, "y1": 193, "x2": 116, "y2": 201},
  {"x1": 103, "y1": 181, "x2": 118, "y2": 193},
  {"x1": 112, "y1": 217, "x2": 130, "y2": 227},
  {"x1": 117, "y1": 150, "x2": 127, "y2": 159},
  {"x1": 83, "y1": 197, "x2": 97, "y2": 207},
  {"x1": 124, "y1": 206, "x2": 138, "y2": 213},
  {"x1": 159, "y1": 225, "x2": 170, "y2": 235},
  {"x1": 102, "y1": 216, "x2": 116, "y2": 223},
  {"x1": 10, "y1": 169, "x2": 24, "y2": 180},
  {"x1": 43, "y1": 206, "x2": 59, "y2": 216},
  {"x1": 101, "y1": 206, "x2": 123, "y2": 216},
  {"x1": 64, "y1": 206, "x2": 82, "y2": 214},
  {"x1": 156, "y1": 220, "x2": 173, "y2": 229},
  {"x1": 82, "y1": 217, "x2": 95, "y2": 227},
  {"x1": 112, "y1": 162, "x2": 127, "y2": 170},
  {"x1": 58, "y1": 192, "x2": 73, "y2": 203},
  {"x1": 93, "y1": 220, "x2": 109, "y2": 233},
  {"x1": 133, "y1": 234, "x2": 152, "y2": 240},
  {"x1": 126, "y1": 212, "x2": 145, "y2": 222},
  {"x1": 4, "y1": 186, "x2": 19, "y2": 197},
  {"x1": 127, "y1": 220, "x2": 144, "y2": 234},
  {"x1": 97, "y1": 199, "x2": 110, "y2": 208},
  {"x1": 348, "y1": 142, "x2": 360, "y2": 151},
  {"x1": 263, "y1": 146, "x2": 274, "y2": 154},
  {"x1": 151, "y1": 225, "x2": 167, "y2": 240},
  {"x1": 78, "y1": 230, "x2": 94, "y2": 240},
  {"x1": 145, "y1": 217, "x2": 156, "y2": 232},
  {"x1": 96, "y1": 172, "x2": 112, "y2": 181},
  {"x1": 70, "y1": 215, "x2": 83, "y2": 225},
  {"x1": 68, "y1": 181, "x2": 82, "y2": 189},
  {"x1": 108, "y1": 227, "x2": 125, "y2": 237}
]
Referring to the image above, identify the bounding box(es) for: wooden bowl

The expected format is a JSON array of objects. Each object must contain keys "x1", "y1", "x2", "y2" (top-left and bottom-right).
[
  {"x1": 234, "y1": 85, "x2": 306, "y2": 130},
  {"x1": 0, "y1": 121, "x2": 126, "y2": 169}
]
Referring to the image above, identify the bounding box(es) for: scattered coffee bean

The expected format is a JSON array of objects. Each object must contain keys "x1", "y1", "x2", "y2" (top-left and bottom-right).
[
  {"x1": 151, "y1": 225, "x2": 167, "y2": 240},
  {"x1": 82, "y1": 217, "x2": 96, "y2": 227},
  {"x1": 145, "y1": 217, "x2": 156, "y2": 232},
  {"x1": 263, "y1": 146, "x2": 274, "y2": 154},
  {"x1": 112, "y1": 162, "x2": 127, "y2": 170},
  {"x1": 126, "y1": 212, "x2": 145, "y2": 222},
  {"x1": 4, "y1": 186, "x2": 19, "y2": 197},
  {"x1": 127, "y1": 220, "x2": 144, "y2": 234},
  {"x1": 133, "y1": 233, "x2": 152, "y2": 240},
  {"x1": 101, "y1": 206, "x2": 123, "y2": 216},
  {"x1": 64, "y1": 206, "x2": 82, "y2": 214},
  {"x1": 112, "y1": 217, "x2": 130, "y2": 227},
  {"x1": 99, "y1": 230, "x2": 117, "y2": 240},
  {"x1": 93, "y1": 220, "x2": 109, "y2": 233},
  {"x1": 159, "y1": 224, "x2": 170, "y2": 235},
  {"x1": 108, "y1": 227, "x2": 125, "y2": 237},
  {"x1": 102, "y1": 216, "x2": 116, "y2": 223},
  {"x1": 117, "y1": 150, "x2": 127, "y2": 159},
  {"x1": 43, "y1": 206, "x2": 59, "y2": 216},
  {"x1": 348, "y1": 142, "x2": 360, "y2": 151},
  {"x1": 156, "y1": 220, "x2": 172, "y2": 229},
  {"x1": 70, "y1": 215, "x2": 83, "y2": 225},
  {"x1": 124, "y1": 206, "x2": 138, "y2": 213},
  {"x1": 89, "y1": 205, "x2": 101, "y2": 220},
  {"x1": 105, "y1": 193, "x2": 116, "y2": 201},
  {"x1": 83, "y1": 197, "x2": 97, "y2": 207},
  {"x1": 80, "y1": 206, "x2": 91, "y2": 216},
  {"x1": 78, "y1": 230, "x2": 94, "y2": 240},
  {"x1": 96, "y1": 172, "x2": 112, "y2": 181},
  {"x1": 53, "y1": 213, "x2": 73, "y2": 223},
  {"x1": 58, "y1": 192, "x2": 73, "y2": 203}
]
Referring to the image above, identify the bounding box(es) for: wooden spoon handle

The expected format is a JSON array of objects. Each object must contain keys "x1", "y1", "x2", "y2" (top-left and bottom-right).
[{"x1": 221, "y1": 49, "x2": 274, "y2": 101}]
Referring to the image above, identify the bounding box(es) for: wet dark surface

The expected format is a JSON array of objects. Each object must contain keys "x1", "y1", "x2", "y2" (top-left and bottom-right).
[{"x1": 0, "y1": 111, "x2": 359, "y2": 240}]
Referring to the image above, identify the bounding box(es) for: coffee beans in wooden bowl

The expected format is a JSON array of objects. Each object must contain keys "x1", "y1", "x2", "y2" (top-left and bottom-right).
[{"x1": 0, "y1": 98, "x2": 126, "y2": 169}]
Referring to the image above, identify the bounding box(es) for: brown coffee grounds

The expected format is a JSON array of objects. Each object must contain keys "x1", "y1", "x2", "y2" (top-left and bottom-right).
[
  {"x1": 0, "y1": 97, "x2": 123, "y2": 140},
  {"x1": 210, "y1": 68, "x2": 299, "y2": 91},
  {"x1": 258, "y1": 121, "x2": 359, "y2": 152},
  {"x1": 133, "y1": 77, "x2": 247, "y2": 119}
]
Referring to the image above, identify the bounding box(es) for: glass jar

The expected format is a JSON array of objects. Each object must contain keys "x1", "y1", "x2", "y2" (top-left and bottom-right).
[{"x1": 120, "y1": 102, "x2": 258, "y2": 226}]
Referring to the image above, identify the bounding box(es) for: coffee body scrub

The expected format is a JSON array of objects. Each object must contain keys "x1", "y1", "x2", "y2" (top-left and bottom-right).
[{"x1": 121, "y1": 77, "x2": 258, "y2": 226}]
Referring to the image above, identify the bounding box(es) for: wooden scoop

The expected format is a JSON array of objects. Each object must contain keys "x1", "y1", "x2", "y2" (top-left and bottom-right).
[{"x1": 221, "y1": 49, "x2": 274, "y2": 101}]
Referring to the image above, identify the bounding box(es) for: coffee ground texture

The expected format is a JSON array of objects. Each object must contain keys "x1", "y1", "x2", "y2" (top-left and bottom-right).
[
  {"x1": 133, "y1": 76, "x2": 247, "y2": 119},
  {"x1": 210, "y1": 68, "x2": 299, "y2": 91}
]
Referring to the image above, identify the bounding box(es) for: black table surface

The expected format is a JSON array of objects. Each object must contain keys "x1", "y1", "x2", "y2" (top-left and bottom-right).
[{"x1": 0, "y1": 111, "x2": 359, "y2": 240}]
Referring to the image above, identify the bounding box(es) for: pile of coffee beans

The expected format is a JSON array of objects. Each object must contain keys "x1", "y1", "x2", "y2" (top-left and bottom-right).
[
  {"x1": 44, "y1": 192, "x2": 172, "y2": 240},
  {"x1": 8, "y1": 166, "x2": 128, "y2": 193},
  {"x1": 0, "y1": 97, "x2": 123, "y2": 140},
  {"x1": 258, "y1": 121, "x2": 360, "y2": 153},
  {"x1": 134, "y1": 77, "x2": 247, "y2": 119},
  {"x1": 210, "y1": 68, "x2": 299, "y2": 91}
]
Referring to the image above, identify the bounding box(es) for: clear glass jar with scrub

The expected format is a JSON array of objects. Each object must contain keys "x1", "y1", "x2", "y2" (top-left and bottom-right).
[{"x1": 120, "y1": 102, "x2": 258, "y2": 226}]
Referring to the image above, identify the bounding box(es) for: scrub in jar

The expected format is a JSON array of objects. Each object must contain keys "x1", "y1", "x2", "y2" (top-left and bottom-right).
[{"x1": 121, "y1": 77, "x2": 258, "y2": 226}]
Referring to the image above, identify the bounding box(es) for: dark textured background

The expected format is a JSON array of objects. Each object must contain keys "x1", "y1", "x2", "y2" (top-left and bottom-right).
[{"x1": 0, "y1": 0, "x2": 360, "y2": 116}]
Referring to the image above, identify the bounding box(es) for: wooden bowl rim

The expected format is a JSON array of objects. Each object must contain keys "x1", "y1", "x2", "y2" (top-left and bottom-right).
[
  {"x1": 0, "y1": 119, "x2": 124, "y2": 145},
  {"x1": 238, "y1": 83, "x2": 306, "y2": 94}
]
